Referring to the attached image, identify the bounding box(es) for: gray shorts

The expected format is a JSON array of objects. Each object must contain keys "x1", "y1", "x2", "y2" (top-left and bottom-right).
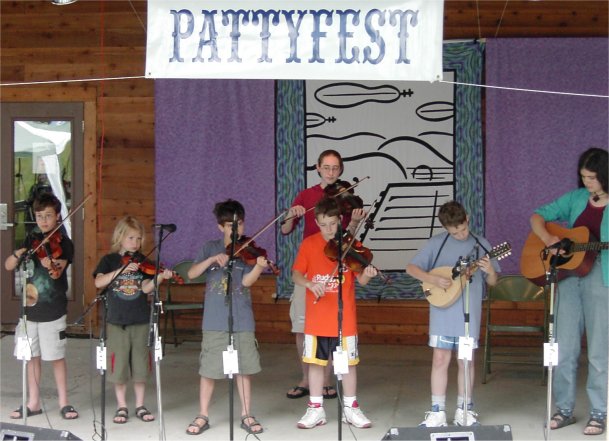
[
  {"x1": 289, "y1": 284, "x2": 306, "y2": 333},
  {"x1": 199, "y1": 331, "x2": 261, "y2": 380},
  {"x1": 107, "y1": 323, "x2": 152, "y2": 384},
  {"x1": 13, "y1": 315, "x2": 67, "y2": 361}
]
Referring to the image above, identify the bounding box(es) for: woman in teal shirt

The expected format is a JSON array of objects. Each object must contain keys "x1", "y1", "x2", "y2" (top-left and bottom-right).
[{"x1": 530, "y1": 147, "x2": 608, "y2": 436}]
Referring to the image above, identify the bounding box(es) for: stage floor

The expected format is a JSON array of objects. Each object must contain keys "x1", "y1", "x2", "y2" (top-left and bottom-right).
[{"x1": 0, "y1": 336, "x2": 591, "y2": 441}]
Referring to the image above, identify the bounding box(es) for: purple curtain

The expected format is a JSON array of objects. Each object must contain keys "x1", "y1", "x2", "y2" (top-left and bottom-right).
[
  {"x1": 485, "y1": 38, "x2": 608, "y2": 274},
  {"x1": 155, "y1": 79, "x2": 276, "y2": 266}
]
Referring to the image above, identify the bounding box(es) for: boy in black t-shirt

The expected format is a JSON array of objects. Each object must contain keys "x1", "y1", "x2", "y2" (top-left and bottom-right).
[{"x1": 5, "y1": 193, "x2": 78, "y2": 420}]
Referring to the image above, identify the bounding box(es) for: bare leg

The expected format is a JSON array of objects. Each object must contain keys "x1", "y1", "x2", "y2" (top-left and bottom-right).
[
  {"x1": 308, "y1": 364, "x2": 325, "y2": 398},
  {"x1": 52, "y1": 358, "x2": 77, "y2": 418},
  {"x1": 456, "y1": 355, "x2": 475, "y2": 399},
  {"x1": 236, "y1": 374, "x2": 262, "y2": 433},
  {"x1": 186, "y1": 376, "x2": 214, "y2": 434},
  {"x1": 113, "y1": 383, "x2": 128, "y2": 423},
  {"x1": 341, "y1": 365, "x2": 357, "y2": 397},
  {"x1": 10, "y1": 357, "x2": 42, "y2": 418},
  {"x1": 430, "y1": 348, "x2": 451, "y2": 396},
  {"x1": 287, "y1": 333, "x2": 310, "y2": 397}
]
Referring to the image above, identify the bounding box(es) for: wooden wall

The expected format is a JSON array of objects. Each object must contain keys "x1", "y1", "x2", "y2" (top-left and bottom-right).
[{"x1": 1, "y1": 1, "x2": 606, "y2": 344}]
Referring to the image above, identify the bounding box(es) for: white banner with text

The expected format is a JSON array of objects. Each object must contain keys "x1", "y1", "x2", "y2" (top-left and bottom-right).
[{"x1": 146, "y1": 0, "x2": 444, "y2": 81}]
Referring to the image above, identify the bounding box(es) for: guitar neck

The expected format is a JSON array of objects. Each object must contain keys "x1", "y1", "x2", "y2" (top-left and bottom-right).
[{"x1": 571, "y1": 242, "x2": 609, "y2": 252}]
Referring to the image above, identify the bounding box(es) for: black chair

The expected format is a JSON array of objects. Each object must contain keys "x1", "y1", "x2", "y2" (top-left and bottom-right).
[
  {"x1": 482, "y1": 275, "x2": 548, "y2": 384},
  {"x1": 162, "y1": 260, "x2": 205, "y2": 351}
]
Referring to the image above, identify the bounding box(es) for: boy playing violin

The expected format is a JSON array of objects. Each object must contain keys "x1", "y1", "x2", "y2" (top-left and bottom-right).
[
  {"x1": 93, "y1": 216, "x2": 173, "y2": 424},
  {"x1": 292, "y1": 197, "x2": 377, "y2": 429},
  {"x1": 185, "y1": 199, "x2": 268, "y2": 435},
  {"x1": 5, "y1": 192, "x2": 79, "y2": 420}
]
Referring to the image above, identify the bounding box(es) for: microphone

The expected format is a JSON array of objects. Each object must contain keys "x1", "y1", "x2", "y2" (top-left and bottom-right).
[{"x1": 153, "y1": 223, "x2": 177, "y2": 233}]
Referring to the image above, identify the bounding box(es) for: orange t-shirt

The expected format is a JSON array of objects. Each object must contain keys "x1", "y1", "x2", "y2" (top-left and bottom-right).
[{"x1": 292, "y1": 232, "x2": 357, "y2": 337}]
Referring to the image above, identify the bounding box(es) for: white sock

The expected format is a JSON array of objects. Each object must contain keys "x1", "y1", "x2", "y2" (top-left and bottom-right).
[
  {"x1": 309, "y1": 396, "x2": 323, "y2": 406},
  {"x1": 344, "y1": 396, "x2": 356, "y2": 407}
]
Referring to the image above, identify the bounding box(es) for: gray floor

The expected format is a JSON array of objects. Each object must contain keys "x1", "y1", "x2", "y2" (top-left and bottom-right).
[{"x1": 0, "y1": 336, "x2": 594, "y2": 441}]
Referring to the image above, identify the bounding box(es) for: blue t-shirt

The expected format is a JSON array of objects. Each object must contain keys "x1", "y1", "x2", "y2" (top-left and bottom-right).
[
  {"x1": 195, "y1": 239, "x2": 256, "y2": 332},
  {"x1": 410, "y1": 232, "x2": 500, "y2": 338}
]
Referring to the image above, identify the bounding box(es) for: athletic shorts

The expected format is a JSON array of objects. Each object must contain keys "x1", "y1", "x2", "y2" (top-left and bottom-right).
[
  {"x1": 289, "y1": 284, "x2": 306, "y2": 333},
  {"x1": 14, "y1": 315, "x2": 67, "y2": 361},
  {"x1": 429, "y1": 335, "x2": 479, "y2": 350},
  {"x1": 107, "y1": 323, "x2": 152, "y2": 384},
  {"x1": 199, "y1": 331, "x2": 261, "y2": 380},
  {"x1": 302, "y1": 334, "x2": 359, "y2": 366}
]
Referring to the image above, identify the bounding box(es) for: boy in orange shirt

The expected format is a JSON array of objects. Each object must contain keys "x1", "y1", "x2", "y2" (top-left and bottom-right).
[{"x1": 292, "y1": 197, "x2": 377, "y2": 429}]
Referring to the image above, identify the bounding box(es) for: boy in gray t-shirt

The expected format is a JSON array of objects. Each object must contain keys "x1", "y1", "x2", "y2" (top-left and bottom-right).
[{"x1": 407, "y1": 201, "x2": 500, "y2": 428}]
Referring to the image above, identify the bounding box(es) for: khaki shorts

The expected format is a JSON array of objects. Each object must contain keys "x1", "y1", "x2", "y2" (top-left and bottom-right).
[
  {"x1": 289, "y1": 284, "x2": 306, "y2": 333},
  {"x1": 107, "y1": 323, "x2": 152, "y2": 384},
  {"x1": 199, "y1": 331, "x2": 261, "y2": 380},
  {"x1": 14, "y1": 315, "x2": 67, "y2": 361}
]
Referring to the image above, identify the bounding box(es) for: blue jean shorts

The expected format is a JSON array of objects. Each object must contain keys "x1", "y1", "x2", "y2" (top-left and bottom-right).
[{"x1": 429, "y1": 335, "x2": 479, "y2": 350}]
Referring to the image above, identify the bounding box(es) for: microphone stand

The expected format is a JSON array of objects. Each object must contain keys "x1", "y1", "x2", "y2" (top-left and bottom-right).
[
  {"x1": 14, "y1": 251, "x2": 34, "y2": 426},
  {"x1": 148, "y1": 226, "x2": 175, "y2": 441},
  {"x1": 224, "y1": 214, "x2": 239, "y2": 441},
  {"x1": 335, "y1": 224, "x2": 344, "y2": 441},
  {"x1": 543, "y1": 253, "x2": 560, "y2": 441}
]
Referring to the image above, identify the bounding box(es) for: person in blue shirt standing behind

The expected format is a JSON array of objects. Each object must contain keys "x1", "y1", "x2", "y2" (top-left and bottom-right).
[{"x1": 530, "y1": 147, "x2": 608, "y2": 436}]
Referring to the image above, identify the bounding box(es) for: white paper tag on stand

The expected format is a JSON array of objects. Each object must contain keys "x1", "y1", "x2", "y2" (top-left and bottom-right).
[
  {"x1": 333, "y1": 346, "x2": 349, "y2": 375},
  {"x1": 544, "y1": 342, "x2": 559, "y2": 366},
  {"x1": 15, "y1": 336, "x2": 32, "y2": 361},
  {"x1": 458, "y1": 336, "x2": 474, "y2": 361},
  {"x1": 223, "y1": 345, "x2": 239, "y2": 377},
  {"x1": 96, "y1": 344, "x2": 107, "y2": 370},
  {"x1": 154, "y1": 337, "x2": 163, "y2": 361}
]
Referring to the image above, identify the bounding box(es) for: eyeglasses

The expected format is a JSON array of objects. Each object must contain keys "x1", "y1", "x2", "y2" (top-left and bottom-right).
[{"x1": 320, "y1": 166, "x2": 340, "y2": 172}]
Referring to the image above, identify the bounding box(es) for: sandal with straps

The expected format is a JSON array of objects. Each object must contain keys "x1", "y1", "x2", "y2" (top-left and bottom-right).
[
  {"x1": 241, "y1": 415, "x2": 264, "y2": 434},
  {"x1": 584, "y1": 417, "x2": 606, "y2": 436},
  {"x1": 113, "y1": 407, "x2": 129, "y2": 424},
  {"x1": 135, "y1": 405, "x2": 155, "y2": 422},
  {"x1": 186, "y1": 415, "x2": 209, "y2": 435},
  {"x1": 550, "y1": 411, "x2": 576, "y2": 430}
]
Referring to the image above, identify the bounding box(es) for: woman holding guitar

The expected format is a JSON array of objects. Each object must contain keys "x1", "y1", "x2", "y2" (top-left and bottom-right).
[{"x1": 530, "y1": 147, "x2": 608, "y2": 436}]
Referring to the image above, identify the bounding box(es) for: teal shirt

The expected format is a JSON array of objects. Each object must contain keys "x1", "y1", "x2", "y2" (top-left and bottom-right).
[{"x1": 535, "y1": 187, "x2": 609, "y2": 287}]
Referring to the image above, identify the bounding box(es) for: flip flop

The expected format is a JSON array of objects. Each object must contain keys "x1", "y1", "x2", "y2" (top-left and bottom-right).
[
  {"x1": 186, "y1": 415, "x2": 210, "y2": 435},
  {"x1": 60, "y1": 405, "x2": 79, "y2": 420},
  {"x1": 323, "y1": 385, "x2": 338, "y2": 399},
  {"x1": 287, "y1": 386, "x2": 309, "y2": 399},
  {"x1": 10, "y1": 406, "x2": 43, "y2": 419}
]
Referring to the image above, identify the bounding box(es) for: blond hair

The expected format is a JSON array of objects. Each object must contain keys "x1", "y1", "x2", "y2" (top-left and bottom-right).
[{"x1": 110, "y1": 216, "x2": 145, "y2": 252}]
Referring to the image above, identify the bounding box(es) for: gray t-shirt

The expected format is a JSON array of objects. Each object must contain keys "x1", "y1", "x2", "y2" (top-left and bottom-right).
[
  {"x1": 196, "y1": 239, "x2": 256, "y2": 332},
  {"x1": 410, "y1": 232, "x2": 500, "y2": 337}
]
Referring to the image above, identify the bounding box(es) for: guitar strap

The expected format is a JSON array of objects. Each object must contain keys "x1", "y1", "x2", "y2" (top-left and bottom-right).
[{"x1": 431, "y1": 234, "x2": 450, "y2": 269}]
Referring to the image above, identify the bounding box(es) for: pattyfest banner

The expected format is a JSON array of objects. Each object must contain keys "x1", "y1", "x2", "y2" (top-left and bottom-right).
[{"x1": 146, "y1": 0, "x2": 444, "y2": 81}]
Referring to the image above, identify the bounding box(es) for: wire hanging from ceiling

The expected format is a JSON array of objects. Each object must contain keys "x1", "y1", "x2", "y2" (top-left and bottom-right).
[{"x1": 494, "y1": 0, "x2": 511, "y2": 38}]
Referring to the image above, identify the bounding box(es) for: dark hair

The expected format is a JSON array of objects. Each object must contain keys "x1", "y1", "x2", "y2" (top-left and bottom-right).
[
  {"x1": 317, "y1": 149, "x2": 344, "y2": 175},
  {"x1": 314, "y1": 196, "x2": 341, "y2": 219},
  {"x1": 213, "y1": 199, "x2": 245, "y2": 225},
  {"x1": 438, "y1": 200, "x2": 467, "y2": 228},
  {"x1": 32, "y1": 192, "x2": 61, "y2": 214},
  {"x1": 578, "y1": 147, "x2": 608, "y2": 192}
]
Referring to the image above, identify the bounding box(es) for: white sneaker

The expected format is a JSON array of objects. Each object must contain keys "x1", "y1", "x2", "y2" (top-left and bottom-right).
[
  {"x1": 419, "y1": 407, "x2": 447, "y2": 427},
  {"x1": 297, "y1": 404, "x2": 327, "y2": 429},
  {"x1": 453, "y1": 407, "x2": 480, "y2": 426},
  {"x1": 342, "y1": 402, "x2": 372, "y2": 428}
]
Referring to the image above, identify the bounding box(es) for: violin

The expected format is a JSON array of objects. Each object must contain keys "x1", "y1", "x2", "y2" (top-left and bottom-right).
[
  {"x1": 324, "y1": 180, "x2": 364, "y2": 215},
  {"x1": 324, "y1": 231, "x2": 391, "y2": 284},
  {"x1": 121, "y1": 253, "x2": 184, "y2": 284},
  {"x1": 31, "y1": 231, "x2": 63, "y2": 278},
  {"x1": 228, "y1": 236, "x2": 280, "y2": 275}
]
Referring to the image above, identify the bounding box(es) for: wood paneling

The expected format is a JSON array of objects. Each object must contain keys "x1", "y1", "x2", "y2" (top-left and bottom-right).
[{"x1": 1, "y1": 0, "x2": 604, "y2": 343}]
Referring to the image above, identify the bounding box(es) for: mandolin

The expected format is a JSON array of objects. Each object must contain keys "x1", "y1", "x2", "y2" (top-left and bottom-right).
[
  {"x1": 520, "y1": 223, "x2": 608, "y2": 286},
  {"x1": 422, "y1": 242, "x2": 512, "y2": 308}
]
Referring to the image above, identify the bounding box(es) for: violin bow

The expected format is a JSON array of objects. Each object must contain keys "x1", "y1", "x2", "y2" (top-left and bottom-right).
[
  {"x1": 280, "y1": 175, "x2": 371, "y2": 225},
  {"x1": 233, "y1": 210, "x2": 288, "y2": 258},
  {"x1": 29, "y1": 193, "x2": 92, "y2": 257}
]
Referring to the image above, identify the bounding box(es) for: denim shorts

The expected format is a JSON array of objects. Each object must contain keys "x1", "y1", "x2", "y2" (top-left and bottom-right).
[{"x1": 429, "y1": 335, "x2": 479, "y2": 350}]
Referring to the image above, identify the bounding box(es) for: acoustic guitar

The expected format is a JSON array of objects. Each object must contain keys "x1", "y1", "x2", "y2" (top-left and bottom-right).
[
  {"x1": 520, "y1": 223, "x2": 608, "y2": 286},
  {"x1": 422, "y1": 242, "x2": 512, "y2": 308}
]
